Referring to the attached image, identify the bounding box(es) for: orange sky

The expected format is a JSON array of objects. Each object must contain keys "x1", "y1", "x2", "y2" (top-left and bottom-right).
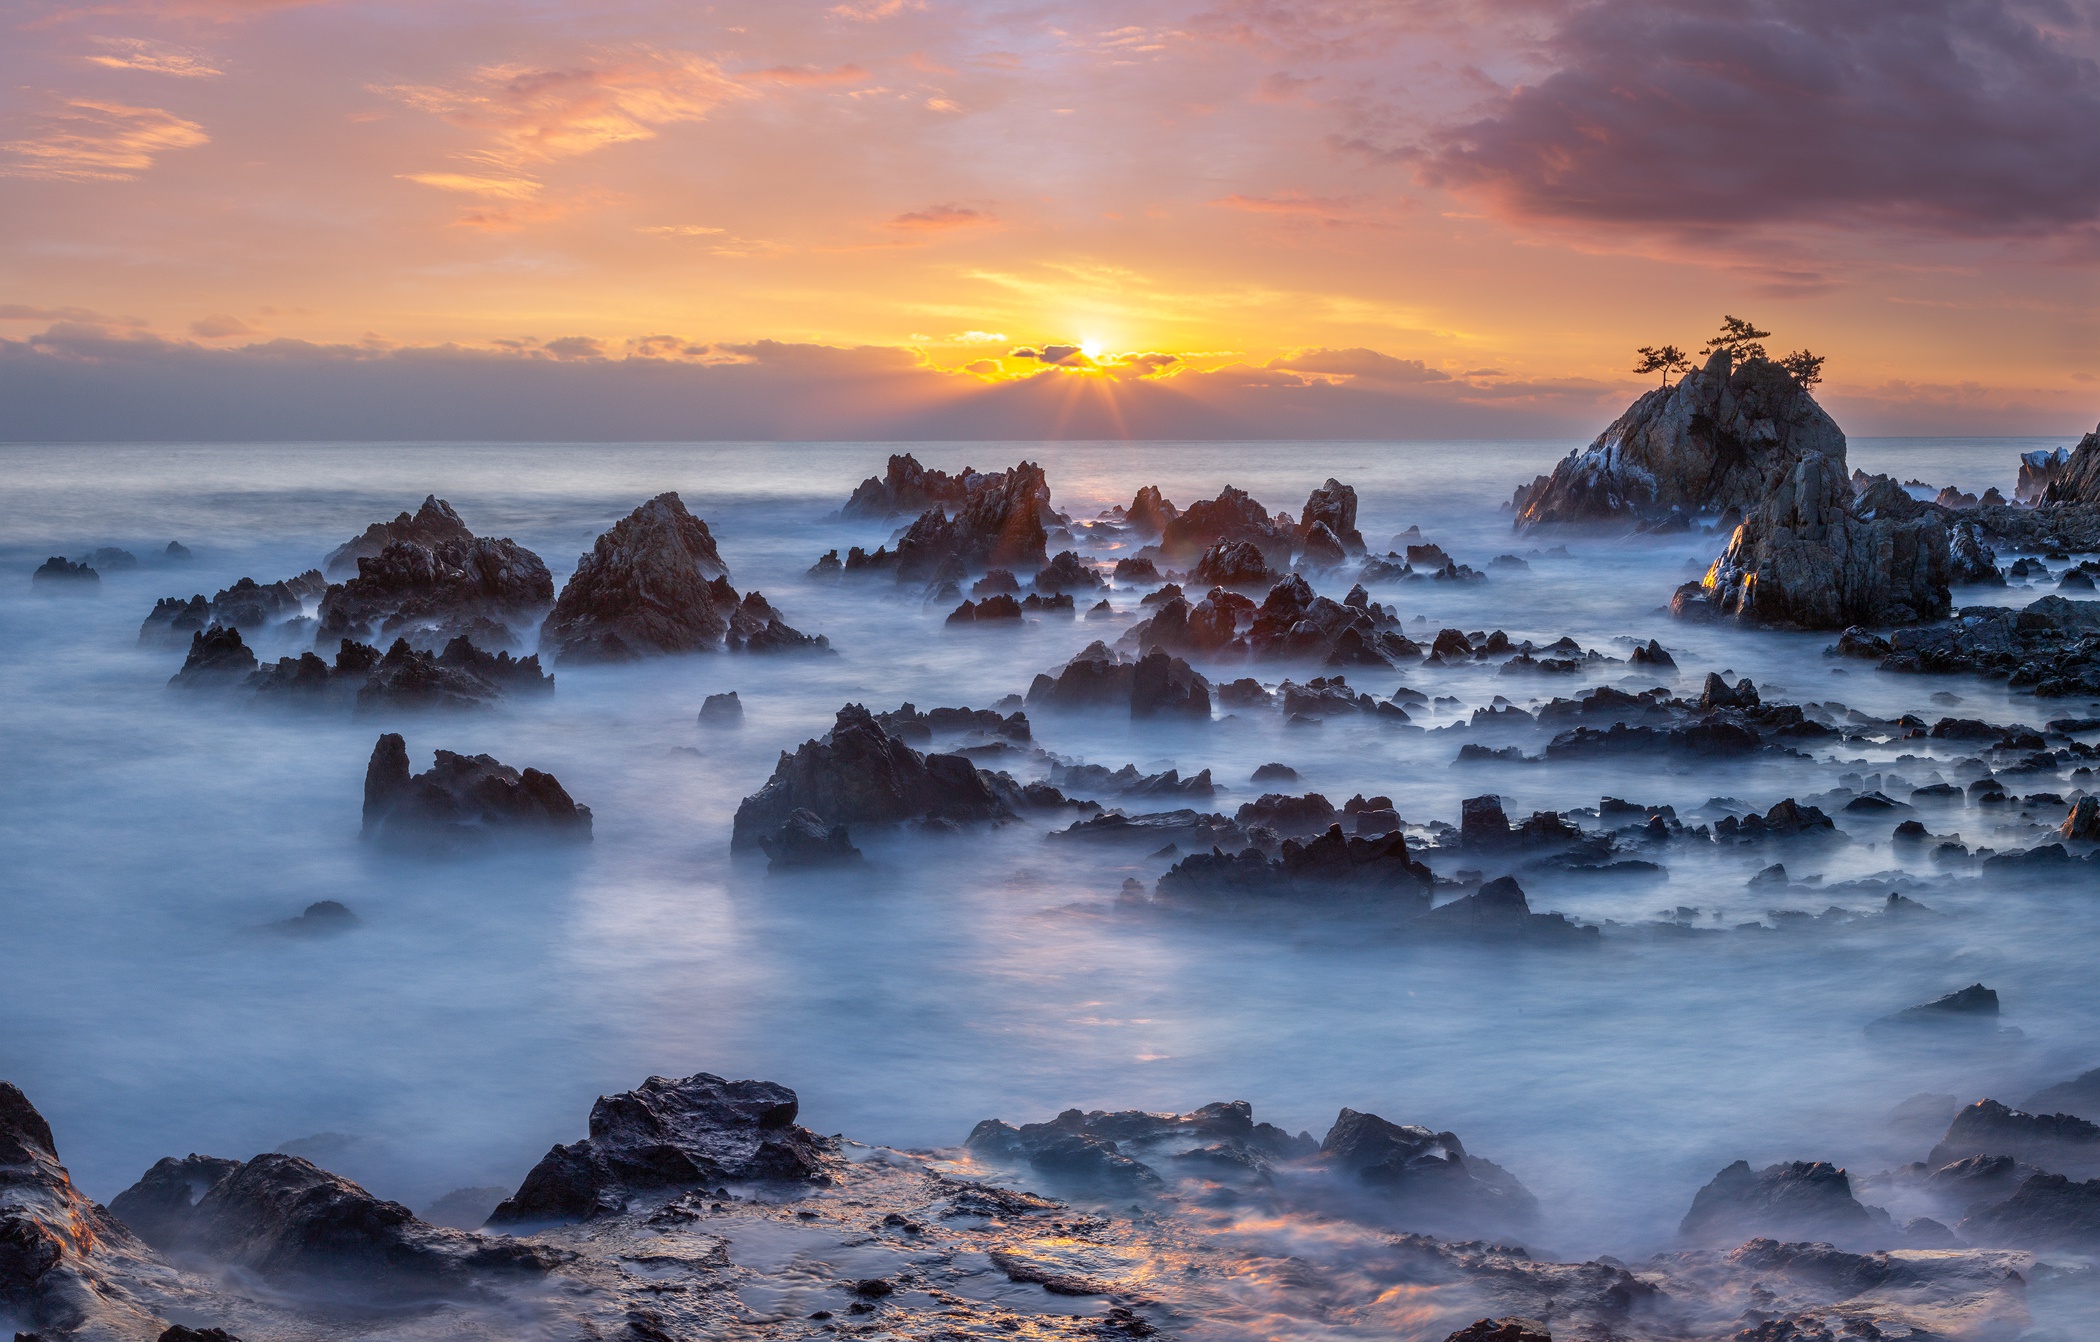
[{"x1": 3, "y1": 0, "x2": 2097, "y2": 438}]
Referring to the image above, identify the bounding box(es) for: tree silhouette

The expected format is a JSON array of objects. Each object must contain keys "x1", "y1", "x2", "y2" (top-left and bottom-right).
[
  {"x1": 1778, "y1": 349, "x2": 1826, "y2": 390},
  {"x1": 1702, "y1": 315, "x2": 1771, "y2": 363},
  {"x1": 1633, "y1": 344, "x2": 1693, "y2": 386}
]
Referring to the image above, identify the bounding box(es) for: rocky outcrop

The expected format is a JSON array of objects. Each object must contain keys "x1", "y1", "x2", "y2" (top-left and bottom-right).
[
  {"x1": 487, "y1": 1073, "x2": 831, "y2": 1224},
  {"x1": 1419, "y1": 877, "x2": 1597, "y2": 944},
  {"x1": 1032, "y1": 551, "x2": 1102, "y2": 594},
  {"x1": 540, "y1": 494, "x2": 825, "y2": 662},
  {"x1": 1191, "y1": 539, "x2": 1276, "y2": 588},
  {"x1": 167, "y1": 625, "x2": 259, "y2": 688},
  {"x1": 698, "y1": 691, "x2": 742, "y2": 725},
  {"x1": 1025, "y1": 642, "x2": 1212, "y2": 718},
  {"x1": 317, "y1": 534, "x2": 551, "y2": 649},
  {"x1": 2039, "y1": 424, "x2": 2100, "y2": 504},
  {"x1": 1678, "y1": 1160, "x2": 1878, "y2": 1245},
  {"x1": 2019, "y1": 444, "x2": 2073, "y2": 503},
  {"x1": 1155, "y1": 826, "x2": 1434, "y2": 906},
  {"x1": 840, "y1": 453, "x2": 973, "y2": 518},
  {"x1": 139, "y1": 594, "x2": 211, "y2": 647},
  {"x1": 360, "y1": 733, "x2": 592, "y2": 848},
  {"x1": 1298, "y1": 479, "x2": 1364, "y2": 554},
  {"x1": 1124, "y1": 575, "x2": 1418, "y2": 669},
  {"x1": 324, "y1": 494, "x2": 475, "y2": 576},
  {"x1": 30, "y1": 556, "x2": 99, "y2": 590},
  {"x1": 890, "y1": 461, "x2": 1055, "y2": 582},
  {"x1": 1156, "y1": 486, "x2": 1294, "y2": 567},
  {"x1": 141, "y1": 572, "x2": 332, "y2": 646},
  {"x1": 1516, "y1": 351, "x2": 1845, "y2": 529},
  {"x1": 1671, "y1": 453, "x2": 1951, "y2": 629},
  {"x1": 1927, "y1": 1099, "x2": 2100, "y2": 1176},
  {"x1": 1124, "y1": 485, "x2": 1176, "y2": 537},
  {"x1": 1443, "y1": 1321, "x2": 1550, "y2": 1342},
  {"x1": 757, "y1": 809, "x2": 864, "y2": 869},
  {"x1": 1959, "y1": 1171, "x2": 2100, "y2": 1249},
  {"x1": 729, "y1": 705, "x2": 1019, "y2": 850},
  {"x1": 1316, "y1": 1108, "x2": 1539, "y2": 1230},
  {"x1": 110, "y1": 1151, "x2": 562, "y2": 1297}
]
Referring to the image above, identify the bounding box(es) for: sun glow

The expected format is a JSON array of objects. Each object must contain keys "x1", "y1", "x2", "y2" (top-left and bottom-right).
[{"x1": 1079, "y1": 338, "x2": 1103, "y2": 360}]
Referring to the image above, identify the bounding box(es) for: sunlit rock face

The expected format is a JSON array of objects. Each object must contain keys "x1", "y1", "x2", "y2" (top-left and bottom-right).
[{"x1": 1515, "y1": 351, "x2": 1846, "y2": 531}]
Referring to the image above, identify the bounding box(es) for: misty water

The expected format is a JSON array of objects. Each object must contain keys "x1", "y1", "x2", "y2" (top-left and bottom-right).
[{"x1": 2, "y1": 435, "x2": 2092, "y2": 1267}]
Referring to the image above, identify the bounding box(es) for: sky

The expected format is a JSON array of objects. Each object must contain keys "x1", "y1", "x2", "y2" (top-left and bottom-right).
[{"x1": 2, "y1": 0, "x2": 2098, "y2": 441}]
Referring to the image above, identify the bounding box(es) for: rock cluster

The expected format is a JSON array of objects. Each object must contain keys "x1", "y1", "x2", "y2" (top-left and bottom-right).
[
  {"x1": 1155, "y1": 825, "x2": 1434, "y2": 906},
  {"x1": 1679, "y1": 1160, "x2": 1877, "y2": 1246},
  {"x1": 142, "y1": 571, "x2": 328, "y2": 644},
  {"x1": 323, "y1": 493, "x2": 474, "y2": 575},
  {"x1": 889, "y1": 461, "x2": 1055, "y2": 582},
  {"x1": 1869, "y1": 594, "x2": 2100, "y2": 696},
  {"x1": 316, "y1": 530, "x2": 551, "y2": 649},
  {"x1": 1515, "y1": 351, "x2": 1846, "y2": 529},
  {"x1": 1124, "y1": 574, "x2": 1416, "y2": 668},
  {"x1": 31, "y1": 556, "x2": 101, "y2": 590},
  {"x1": 840, "y1": 453, "x2": 976, "y2": 518},
  {"x1": 361, "y1": 732, "x2": 593, "y2": 848},
  {"x1": 730, "y1": 704, "x2": 1020, "y2": 850},
  {"x1": 487, "y1": 1072, "x2": 832, "y2": 1224},
  {"x1": 170, "y1": 627, "x2": 551, "y2": 709},
  {"x1": 541, "y1": 493, "x2": 825, "y2": 662},
  {"x1": 1025, "y1": 641, "x2": 1212, "y2": 718},
  {"x1": 1672, "y1": 453, "x2": 1951, "y2": 629},
  {"x1": 1156, "y1": 485, "x2": 1296, "y2": 567}
]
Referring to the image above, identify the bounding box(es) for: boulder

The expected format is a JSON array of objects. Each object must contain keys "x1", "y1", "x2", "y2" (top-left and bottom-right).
[
  {"x1": 1123, "y1": 485, "x2": 1177, "y2": 538},
  {"x1": 947, "y1": 594, "x2": 1024, "y2": 624},
  {"x1": 1192, "y1": 538, "x2": 1277, "y2": 588},
  {"x1": 1517, "y1": 350, "x2": 1846, "y2": 529},
  {"x1": 1157, "y1": 486, "x2": 1293, "y2": 567},
  {"x1": 140, "y1": 594, "x2": 212, "y2": 646},
  {"x1": 360, "y1": 733, "x2": 593, "y2": 848},
  {"x1": 757, "y1": 809, "x2": 864, "y2": 869},
  {"x1": 1419, "y1": 877, "x2": 1596, "y2": 944},
  {"x1": 323, "y1": 494, "x2": 474, "y2": 576},
  {"x1": 1876, "y1": 983, "x2": 2000, "y2": 1030},
  {"x1": 729, "y1": 704, "x2": 1018, "y2": 850},
  {"x1": 972, "y1": 569, "x2": 1020, "y2": 596},
  {"x1": 1678, "y1": 1159, "x2": 1878, "y2": 1245},
  {"x1": 108, "y1": 1155, "x2": 244, "y2": 1245},
  {"x1": 1298, "y1": 479, "x2": 1365, "y2": 554},
  {"x1": 1033, "y1": 551, "x2": 1102, "y2": 593},
  {"x1": 167, "y1": 625, "x2": 258, "y2": 688},
  {"x1": 1297, "y1": 523, "x2": 1348, "y2": 569},
  {"x1": 2061, "y1": 796, "x2": 2100, "y2": 841},
  {"x1": 1443, "y1": 1321, "x2": 1551, "y2": 1342},
  {"x1": 203, "y1": 571, "x2": 327, "y2": 631},
  {"x1": 1959, "y1": 1172, "x2": 2100, "y2": 1249},
  {"x1": 1316, "y1": 1108, "x2": 1539, "y2": 1230},
  {"x1": 487, "y1": 1073, "x2": 831, "y2": 1224},
  {"x1": 1112, "y1": 556, "x2": 1161, "y2": 584},
  {"x1": 1927, "y1": 1099, "x2": 2100, "y2": 1176},
  {"x1": 1948, "y1": 521, "x2": 2004, "y2": 586},
  {"x1": 1673, "y1": 453, "x2": 1951, "y2": 629},
  {"x1": 110, "y1": 1151, "x2": 562, "y2": 1296},
  {"x1": 964, "y1": 1116, "x2": 1163, "y2": 1195},
  {"x1": 30, "y1": 556, "x2": 99, "y2": 590},
  {"x1": 539, "y1": 493, "x2": 730, "y2": 661},
  {"x1": 699, "y1": 691, "x2": 743, "y2": 725},
  {"x1": 2018, "y1": 444, "x2": 2074, "y2": 503}
]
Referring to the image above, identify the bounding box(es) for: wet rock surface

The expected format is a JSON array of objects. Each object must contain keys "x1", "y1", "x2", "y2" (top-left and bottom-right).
[{"x1": 360, "y1": 732, "x2": 593, "y2": 849}]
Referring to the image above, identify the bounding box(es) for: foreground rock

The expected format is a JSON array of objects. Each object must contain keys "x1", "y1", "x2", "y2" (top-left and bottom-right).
[
  {"x1": 729, "y1": 704, "x2": 1019, "y2": 850},
  {"x1": 245, "y1": 635, "x2": 552, "y2": 710},
  {"x1": 488, "y1": 1073, "x2": 832, "y2": 1224},
  {"x1": 360, "y1": 733, "x2": 592, "y2": 848},
  {"x1": 541, "y1": 493, "x2": 825, "y2": 662},
  {"x1": 1515, "y1": 350, "x2": 1845, "y2": 530}
]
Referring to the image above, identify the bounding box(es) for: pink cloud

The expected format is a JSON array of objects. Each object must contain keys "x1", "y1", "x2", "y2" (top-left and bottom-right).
[
  {"x1": 2, "y1": 98, "x2": 208, "y2": 180},
  {"x1": 889, "y1": 203, "x2": 997, "y2": 230}
]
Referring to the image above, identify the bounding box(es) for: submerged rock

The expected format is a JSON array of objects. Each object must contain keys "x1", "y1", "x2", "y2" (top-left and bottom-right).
[
  {"x1": 1419, "y1": 877, "x2": 1597, "y2": 944},
  {"x1": 487, "y1": 1073, "x2": 832, "y2": 1224},
  {"x1": 360, "y1": 733, "x2": 592, "y2": 848},
  {"x1": 730, "y1": 704, "x2": 1018, "y2": 850},
  {"x1": 1516, "y1": 350, "x2": 1846, "y2": 530},
  {"x1": 1678, "y1": 1159, "x2": 1877, "y2": 1246},
  {"x1": 699, "y1": 691, "x2": 743, "y2": 725},
  {"x1": 31, "y1": 556, "x2": 99, "y2": 590},
  {"x1": 1672, "y1": 453, "x2": 1951, "y2": 629}
]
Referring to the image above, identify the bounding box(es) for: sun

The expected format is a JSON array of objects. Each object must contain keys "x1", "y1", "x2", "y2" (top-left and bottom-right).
[{"x1": 1079, "y1": 338, "x2": 1103, "y2": 361}]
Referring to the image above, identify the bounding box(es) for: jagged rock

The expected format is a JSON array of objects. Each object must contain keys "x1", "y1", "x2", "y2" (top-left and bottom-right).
[
  {"x1": 729, "y1": 704, "x2": 1017, "y2": 850},
  {"x1": 1026, "y1": 642, "x2": 1211, "y2": 719},
  {"x1": 1948, "y1": 520, "x2": 2003, "y2": 586},
  {"x1": 1120, "y1": 588, "x2": 1252, "y2": 657},
  {"x1": 357, "y1": 636, "x2": 549, "y2": 708},
  {"x1": 30, "y1": 556, "x2": 98, "y2": 590},
  {"x1": 947, "y1": 594, "x2": 1023, "y2": 623},
  {"x1": 1157, "y1": 486, "x2": 1293, "y2": 567},
  {"x1": 162, "y1": 541, "x2": 193, "y2": 563},
  {"x1": 1048, "y1": 809, "x2": 1243, "y2": 849},
  {"x1": 2039, "y1": 423, "x2": 2100, "y2": 504},
  {"x1": 1297, "y1": 523, "x2": 1348, "y2": 568},
  {"x1": 1516, "y1": 350, "x2": 1846, "y2": 529},
  {"x1": 139, "y1": 594, "x2": 212, "y2": 646},
  {"x1": 1124, "y1": 485, "x2": 1176, "y2": 537},
  {"x1": 1241, "y1": 575, "x2": 1417, "y2": 667},
  {"x1": 1155, "y1": 826, "x2": 1434, "y2": 906},
  {"x1": 1959, "y1": 1171, "x2": 2100, "y2": 1249},
  {"x1": 1678, "y1": 1160, "x2": 1877, "y2": 1245},
  {"x1": 540, "y1": 493, "x2": 729, "y2": 661},
  {"x1": 1711, "y1": 798, "x2": 1836, "y2": 841},
  {"x1": 360, "y1": 733, "x2": 592, "y2": 848},
  {"x1": 841, "y1": 453, "x2": 973, "y2": 518},
  {"x1": 107, "y1": 1149, "x2": 564, "y2": 1295},
  {"x1": 1628, "y1": 639, "x2": 1675, "y2": 668},
  {"x1": 1033, "y1": 550, "x2": 1102, "y2": 593},
  {"x1": 324, "y1": 494, "x2": 475, "y2": 576},
  {"x1": 167, "y1": 625, "x2": 258, "y2": 688},
  {"x1": 2026, "y1": 1068, "x2": 2100, "y2": 1119},
  {"x1": 209, "y1": 571, "x2": 327, "y2": 631},
  {"x1": 757, "y1": 809, "x2": 864, "y2": 869},
  {"x1": 317, "y1": 531, "x2": 551, "y2": 648},
  {"x1": 891, "y1": 462, "x2": 1053, "y2": 580},
  {"x1": 699, "y1": 691, "x2": 743, "y2": 725},
  {"x1": 2060, "y1": 796, "x2": 2100, "y2": 840},
  {"x1": 487, "y1": 1073, "x2": 831, "y2": 1224},
  {"x1": 1419, "y1": 877, "x2": 1595, "y2": 944},
  {"x1": 1928, "y1": 1099, "x2": 2100, "y2": 1175},
  {"x1": 1113, "y1": 556, "x2": 1161, "y2": 583},
  {"x1": 1875, "y1": 983, "x2": 2000, "y2": 1032},
  {"x1": 1298, "y1": 479, "x2": 1365, "y2": 554},
  {"x1": 971, "y1": 569, "x2": 1020, "y2": 596},
  {"x1": 1020, "y1": 591, "x2": 1072, "y2": 614},
  {"x1": 1316, "y1": 1109, "x2": 1538, "y2": 1230},
  {"x1": 1673, "y1": 454, "x2": 1951, "y2": 629},
  {"x1": 2019, "y1": 445, "x2": 2073, "y2": 503},
  {"x1": 1192, "y1": 538, "x2": 1277, "y2": 588},
  {"x1": 808, "y1": 548, "x2": 842, "y2": 577},
  {"x1": 86, "y1": 547, "x2": 137, "y2": 571},
  {"x1": 1236, "y1": 791, "x2": 1338, "y2": 835}
]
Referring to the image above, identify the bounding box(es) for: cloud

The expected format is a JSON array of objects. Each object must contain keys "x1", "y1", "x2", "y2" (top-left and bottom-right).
[
  {"x1": 189, "y1": 313, "x2": 255, "y2": 337},
  {"x1": 890, "y1": 203, "x2": 997, "y2": 231},
  {"x1": 398, "y1": 171, "x2": 541, "y2": 199},
  {"x1": 1417, "y1": 0, "x2": 2100, "y2": 240},
  {"x1": 1266, "y1": 347, "x2": 1450, "y2": 382},
  {"x1": 378, "y1": 47, "x2": 752, "y2": 167},
  {"x1": 84, "y1": 37, "x2": 222, "y2": 77},
  {"x1": 1012, "y1": 343, "x2": 1093, "y2": 366},
  {"x1": 1212, "y1": 190, "x2": 1353, "y2": 216},
  {"x1": 740, "y1": 64, "x2": 870, "y2": 86},
  {"x1": 0, "y1": 303, "x2": 115, "y2": 323},
  {"x1": 2, "y1": 99, "x2": 208, "y2": 180},
  {"x1": 830, "y1": 0, "x2": 926, "y2": 19}
]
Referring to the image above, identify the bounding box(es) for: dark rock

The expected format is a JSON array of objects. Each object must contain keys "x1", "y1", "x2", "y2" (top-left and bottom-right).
[
  {"x1": 757, "y1": 809, "x2": 863, "y2": 869},
  {"x1": 1019, "y1": 591, "x2": 1072, "y2": 614},
  {"x1": 342, "y1": 636, "x2": 551, "y2": 710},
  {"x1": 1033, "y1": 551, "x2": 1101, "y2": 593},
  {"x1": 1124, "y1": 485, "x2": 1176, "y2": 538},
  {"x1": 2039, "y1": 422, "x2": 2100, "y2": 504},
  {"x1": 317, "y1": 524, "x2": 552, "y2": 647},
  {"x1": 1048, "y1": 809, "x2": 1244, "y2": 850},
  {"x1": 1250, "y1": 762, "x2": 1299, "y2": 784},
  {"x1": 1192, "y1": 538, "x2": 1277, "y2": 589},
  {"x1": 840, "y1": 453, "x2": 975, "y2": 518},
  {"x1": 1518, "y1": 350, "x2": 1846, "y2": 529},
  {"x1": 947, "y1": 594, "x2": 1024, "y2": 623},
  {"x1": 2025, "y1": 1068, "x2": 2100, "y2": 1120},
  {"x1": 1419, "y1": 877, "x2": 1596, "y2": 944},
  {"x1": 891, "y1": 462, "x2": 1053, "y2": 580},
  {"x1": 30, "y1": 557, "x2": 97, "y2": 590},
  {"x1": 540, "y1": 493, "x2": 742, "y2": 663},
  {"x1": 2019, "y1": 444, "x2": 2073, "y2": 503},
  {"x1": 699, "y1": 691, "x2": 743, "y2": 725},
  {"x1": 1879, "y1": 983, "x2": 1999, "y2": 1030},
  {"x1": 1928, "y1": 1099, "x2": 2100, "y2": 1175},
  {"x1": 168, "y1": 625, "x2": 258, "y2": 689},
  {"x1": 730, "y1": 705, "x2": 1017, "y2": 849},
  {"x1": 1678, "y1": 1159, "x2": 1876, "y2": 1245},
  {"x1": 1297, "y1": 523, "x2": 1348, "y2": 568},
  {"x1": 139, "y1": 594, "x2": 211, "y2": 646},
  {"x1": 964, "y1": 1116, "x2": 1162, "y2": 1195},
  {"x1": 2060, "y1": 796, "x2": 2100, "y2": 840},
  {"x1": 1316, "y1": 1108, "x2": 1538, "y2": 1229},
  {"x1": 1112, "y1": 556, "x2": 1160, "y2": 584},
  {"x1": 1712, "y1": 799, "x2": 1837, "y2": 842},
  {"x1": 1156, "y1": 826, "x2": 1434, "y2": 907},
  {"x1": 107, "y1": 1154, "x2": 244, "y2": 1247},
  {"x1": 1948, "y1": 520, "x2": 2003, "y2": 585},
  {"x1": 201, "y1": 571, "x2": 326, "y2": 632},
  {"x1": 323, "y1": 495, "x2": 474, "y2": 576},
  {"x1": 1236, "y1": 792, "x2": 1338, "y2": 836},
  {"x1": 162, "y1": 541, "x2": 193, "y2": 563},
  {"x1": 266, "y1": 901, "x2": 358, "y2": 937},
  {"x1": 808, "y1": 549, "x2": 842, "y2": 577},
  {"x1": 1442, "y1": 1321, "x2": 1550, "y2": 1342},
  {"x1": 159, "y1": 1327, "x2": 242, "y2": 1342},
  {"x1": 1675, "y1": 453, "x2": 1951, "y2": 629},
  {"x1": 1298, "y1": 479, "x2": 1365, "y2": 555},
  {"x1": 1026, "y1": 642, "x2": 1211, "y2": 719},
  {"x1": 86, "y1": 547, "x2": 137, "y2": 571},
  {"x1": 360, "y1": 733, "x2": 592, "y2": 848},
  {"x1": 488, "y1": 1073, "x2": 831, "y2": 1224},
  {"x1": 1157, "y1": 486, "x2": 1293, "y2": 567},
  {"x1": 1628, "y1": 639, "x2": 1675, "y2": 668},
  {"x1": 1960, "y1": 1171, "x2": 2100, "y2": 1249}
]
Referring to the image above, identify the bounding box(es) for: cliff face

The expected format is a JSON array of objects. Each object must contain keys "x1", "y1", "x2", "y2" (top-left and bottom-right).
[{"x1": 1516, "y1": 351, "x2": 1846, "y2": 530}]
